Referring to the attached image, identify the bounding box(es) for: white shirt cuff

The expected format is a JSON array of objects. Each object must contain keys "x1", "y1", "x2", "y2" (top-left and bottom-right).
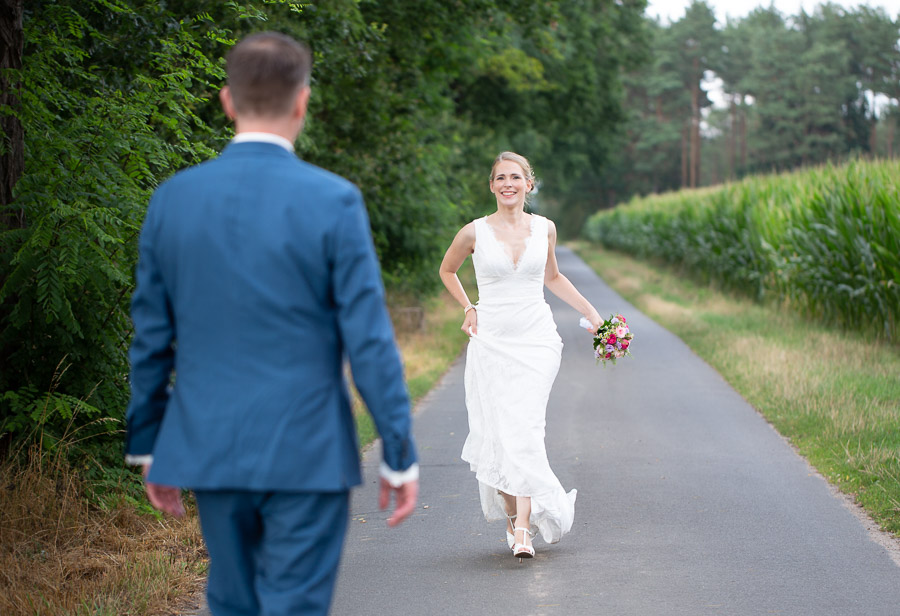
[
  {"x1": 379, "y1": 461, "x2": 419, "y2": 487},
  {"x1": 125, "y1": 454, "x2": 153, "y2": 466}
]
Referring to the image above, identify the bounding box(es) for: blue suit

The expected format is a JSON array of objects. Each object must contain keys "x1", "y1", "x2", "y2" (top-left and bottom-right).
[{"x1": 125, "y1": 141, "x2": 417, "y2": 614}]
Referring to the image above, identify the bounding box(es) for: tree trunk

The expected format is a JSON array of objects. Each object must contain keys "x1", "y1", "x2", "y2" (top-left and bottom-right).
[
  {"x1": 689, "y1": 57, "x2": 700, "y2": 188},
  {"x1": 888, "y1": 117, "x2": 895, "y2": 158},
  {"x1": 739, "y1": 104, "x2": 747, "y2": 170},
  {"x1": 1, "y1": 0, "x2": 24, "y2": 228},
  {"x1": 681, "y1": 121, "x2": 689, "y2": 188},
  {"x1": 728, "y1": 96, "x2": 737, "y2": 181},
  {"x1": 690, "y1": 110, "x2": 700, "y2": 188},
  {"x1": 802, "y1": 125, "x2": 809, "y2": 167},
  {"x1": 869, "y1": 118, "x2": 878, "y2": 157}
]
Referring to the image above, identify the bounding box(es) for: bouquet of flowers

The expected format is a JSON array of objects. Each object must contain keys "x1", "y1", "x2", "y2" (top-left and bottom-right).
[{"x1": 580, "y1": 313, "x2": 634, "y2": 366}]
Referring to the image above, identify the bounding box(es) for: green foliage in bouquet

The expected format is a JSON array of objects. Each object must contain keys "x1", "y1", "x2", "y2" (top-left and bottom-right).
[{"x1": 591, "y1": 313, "x2": 634, "y2": 365}]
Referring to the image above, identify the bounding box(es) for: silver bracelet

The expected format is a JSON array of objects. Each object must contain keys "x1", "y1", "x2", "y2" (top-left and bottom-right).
[{"x1": 464, "y1": 303, "x2": 476, "y2": 314}]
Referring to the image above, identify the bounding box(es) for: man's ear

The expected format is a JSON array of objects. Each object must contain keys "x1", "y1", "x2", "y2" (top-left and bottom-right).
[
  {"x1": 294, "y1": 86, "x2": 311, "y2": 120},
  {"x1": 220, "y1": 86, "x2": 237, "y2": 120}
]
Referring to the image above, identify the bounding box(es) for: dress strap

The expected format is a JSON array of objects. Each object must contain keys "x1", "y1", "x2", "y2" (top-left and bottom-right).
[{"x1": 472, "y1": 216, "x2": 486, "y2": 244}]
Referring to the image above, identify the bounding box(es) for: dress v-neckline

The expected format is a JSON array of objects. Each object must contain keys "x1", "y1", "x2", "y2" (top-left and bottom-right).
[{"x1": 483, "y1": 215, "x2": 536, "y2": 270}]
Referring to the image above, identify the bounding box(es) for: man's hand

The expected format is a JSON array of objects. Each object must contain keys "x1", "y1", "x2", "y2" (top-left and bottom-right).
[
  {"x1": 379, "y1": 478, "x2": 418, "y2": 527},
  {"x1": 143, "y1": 463, "x2": 185, "y2": 517}
]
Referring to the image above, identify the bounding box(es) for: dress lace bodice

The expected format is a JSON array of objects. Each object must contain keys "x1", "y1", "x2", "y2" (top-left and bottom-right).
[{"x1": 473, "y1": 215, "x2": 548, "y2": 304}]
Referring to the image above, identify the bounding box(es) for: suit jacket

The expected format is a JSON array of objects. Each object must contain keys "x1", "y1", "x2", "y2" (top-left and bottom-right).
[{"x1": 124, "y1": 141, "x2": 417, "y2": 491}]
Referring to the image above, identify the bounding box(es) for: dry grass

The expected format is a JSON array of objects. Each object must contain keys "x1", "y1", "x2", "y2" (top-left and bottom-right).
[
  {"x1": 640, "y1": 294, "x2": 694, "y2": 321},
  {"x1": 0, "y1": 449, "x2": 206, "y2": 616},
  {"x1": 395, "y1": 290, "x2": 469, "y2": 395},
  {"x1": 353, "y1": 264, "x2": 474, "y2": 446}
]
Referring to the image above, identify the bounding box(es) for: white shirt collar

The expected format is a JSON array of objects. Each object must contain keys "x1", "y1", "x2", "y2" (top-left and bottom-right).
[{"x1": 231, "y1": 132, "x2": 294, "y2": 152}]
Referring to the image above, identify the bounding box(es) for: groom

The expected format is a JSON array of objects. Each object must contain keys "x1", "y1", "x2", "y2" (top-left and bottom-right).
[{"x1": 124, "y1": 32, "x2": 418, "y2": 615}]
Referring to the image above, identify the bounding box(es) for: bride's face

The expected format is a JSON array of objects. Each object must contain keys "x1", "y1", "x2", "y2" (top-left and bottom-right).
[{"x1": 490, "y1": 161, "x2": 532, "y2": 210}]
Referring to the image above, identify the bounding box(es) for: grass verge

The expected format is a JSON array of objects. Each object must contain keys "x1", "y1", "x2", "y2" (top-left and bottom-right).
[
  {"x1": 0, "y1": 449, "x2": 206, "y2": 616},
  {"x1": 1, "y1": 274, "x2": 470, "y2": 615},
  {"x1": 354, "y1": 263, "x2": 473, "y2": 448},
  {"x1": 573, "y1": 242, "x2": 900, "y2": 537}
]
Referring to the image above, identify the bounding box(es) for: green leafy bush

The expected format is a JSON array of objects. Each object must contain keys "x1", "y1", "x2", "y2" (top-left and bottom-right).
[
  {"x1": 1, "y1": 0, "x2": 646, "y2": 464},
  {"x1": 584, "y1": 160, "x2": 900, "y2": 341},
  {"x1": 1, "y1": 1, "x2": 237, "y2": 456}
]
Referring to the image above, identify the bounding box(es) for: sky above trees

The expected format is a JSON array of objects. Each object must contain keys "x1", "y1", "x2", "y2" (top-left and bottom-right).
[{"x1": 648, "y1": 0, "x2": 900, "y2": 23}]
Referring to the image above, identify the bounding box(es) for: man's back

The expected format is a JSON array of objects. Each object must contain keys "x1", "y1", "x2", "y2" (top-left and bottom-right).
[
  {"x1": 127, "y1": 141, "x2": 409, "y2": 491},
  {"x1": 125, "y1": 33, "x2": 418, "y2": 615}
]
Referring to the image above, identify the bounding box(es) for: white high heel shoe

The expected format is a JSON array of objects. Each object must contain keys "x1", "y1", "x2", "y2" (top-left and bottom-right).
[
  {"x1": 513, "y1": 525, "x2": 535, "y2": 559},
  {"x1": 505, "y1": 514, "x2": 517, "y2": 550}
]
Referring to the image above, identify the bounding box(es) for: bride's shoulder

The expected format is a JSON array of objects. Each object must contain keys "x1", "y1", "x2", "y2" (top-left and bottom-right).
[{"x1": 456, "y1": 220, "x2": 477, "y2": 242}]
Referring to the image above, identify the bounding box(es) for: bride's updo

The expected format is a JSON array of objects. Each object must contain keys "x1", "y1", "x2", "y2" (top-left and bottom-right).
[{"x1": 490, "y1": 151, "x2": 537, "y2": 203}]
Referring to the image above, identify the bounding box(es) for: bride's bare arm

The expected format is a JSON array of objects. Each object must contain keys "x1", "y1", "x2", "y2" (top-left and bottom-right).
[
  {"x1": 439, "y1": 223, "x2": 479, "y2": 334},
  {"x1": 543, "y1": 219, "x2": 602, "y2": 331}
]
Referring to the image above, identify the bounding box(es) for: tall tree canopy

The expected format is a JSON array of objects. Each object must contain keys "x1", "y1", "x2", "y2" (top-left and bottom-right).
[
  {"x1": 607, "y1": 1, "x2": 900, "y2": 200},
  {"x1": 4, "y1": 0, "x2": 895, "y2": 466},
  {"x1": 0, "y1": 0, "x2": 647, "y2": 457}
]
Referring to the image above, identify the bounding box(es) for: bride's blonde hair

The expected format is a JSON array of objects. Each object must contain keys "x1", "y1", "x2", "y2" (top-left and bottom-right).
[{"x1": 490, "y1": 151, "x2": 537, "y2": 203}]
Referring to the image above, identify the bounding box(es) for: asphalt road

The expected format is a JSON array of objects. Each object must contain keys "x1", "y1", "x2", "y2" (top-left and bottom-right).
[{"x1": 328, "y1": 247, "x2": 900, "y2": 616}]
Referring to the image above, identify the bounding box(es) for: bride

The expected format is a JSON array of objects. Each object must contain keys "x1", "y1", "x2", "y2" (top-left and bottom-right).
[{"x1": 439, "y1": 152, "x2": 602, "y2": 559}]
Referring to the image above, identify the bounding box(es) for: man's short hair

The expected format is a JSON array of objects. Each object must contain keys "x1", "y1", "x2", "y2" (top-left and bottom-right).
[{"x1": 225, "y1": 32, "x2": 311, "y2": 118}]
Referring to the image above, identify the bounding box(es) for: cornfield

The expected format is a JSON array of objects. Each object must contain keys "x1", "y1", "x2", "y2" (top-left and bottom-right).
[{"x1": 584, "y1": 160, "x2": 900, "y2": 342}]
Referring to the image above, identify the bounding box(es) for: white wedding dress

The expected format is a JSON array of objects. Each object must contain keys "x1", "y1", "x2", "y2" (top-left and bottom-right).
[{"x1": 461, "y1": 214, "x2": 576, "y2": 544}]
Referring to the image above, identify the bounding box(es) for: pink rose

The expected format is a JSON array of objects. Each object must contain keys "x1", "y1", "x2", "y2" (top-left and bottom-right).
[
  {"x1": 615, "y1": 326, "x2": 627, "y2": 338},
  {"x1": 621, "y1": 339, "x2": 630, "y2": 349},
  {"x1": 607, "y1": 335, "x2": 617, "y2": 345}
]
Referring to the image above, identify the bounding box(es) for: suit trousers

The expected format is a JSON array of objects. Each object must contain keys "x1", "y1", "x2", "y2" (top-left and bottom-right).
[{"x1": 194, "y1": 489, "x2": 350, "y2": 616}]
